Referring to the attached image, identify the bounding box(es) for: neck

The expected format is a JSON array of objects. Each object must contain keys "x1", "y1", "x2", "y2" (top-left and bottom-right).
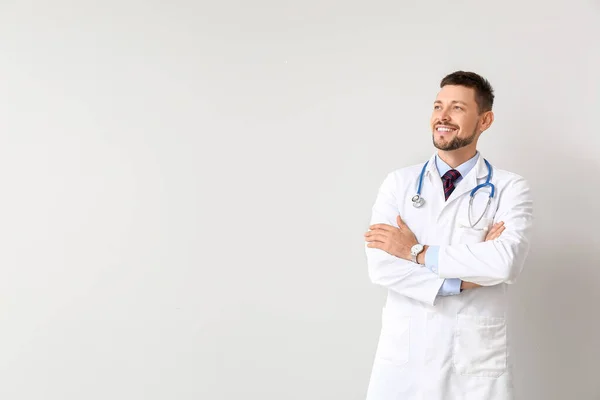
[{"x1": 437, "y1": 147, "x2": 477, "y2": 168}]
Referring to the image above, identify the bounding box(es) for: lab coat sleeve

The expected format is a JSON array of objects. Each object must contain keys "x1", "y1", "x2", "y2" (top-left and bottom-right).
[
  {"x1": 437, "y1": 176, "x2": 533, "y2": 286},
  {"x1": 365, "y1": 172, "x2": 446, "y2": 306}
]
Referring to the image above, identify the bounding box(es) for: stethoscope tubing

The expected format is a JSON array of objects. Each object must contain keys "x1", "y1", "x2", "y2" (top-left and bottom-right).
[{"x1": 412, "y1": 158, "x2": 495, "y2": 228}]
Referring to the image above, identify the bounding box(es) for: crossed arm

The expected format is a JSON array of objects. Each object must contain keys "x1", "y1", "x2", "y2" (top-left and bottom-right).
[
  {"x1": 365, "y1": 217, "x2": 505, "y2": 291},
  {"x1": 363, "y1": 172, "x2": 533, "y2": 306}
]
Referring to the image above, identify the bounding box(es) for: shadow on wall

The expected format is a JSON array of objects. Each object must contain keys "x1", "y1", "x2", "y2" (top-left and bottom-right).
[{"x1": 509, "y1": 146, "x2": 600, "y2": 400}]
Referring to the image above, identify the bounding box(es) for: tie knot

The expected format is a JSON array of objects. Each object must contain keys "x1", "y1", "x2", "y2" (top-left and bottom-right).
[{"x1": 442, "y1": 169, "x2": 461, "y2": 183}]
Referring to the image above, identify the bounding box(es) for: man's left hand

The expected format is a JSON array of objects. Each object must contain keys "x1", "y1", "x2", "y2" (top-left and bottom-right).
[{"x1": 364, "y1": 216, "x2": 418, "y2": 260}]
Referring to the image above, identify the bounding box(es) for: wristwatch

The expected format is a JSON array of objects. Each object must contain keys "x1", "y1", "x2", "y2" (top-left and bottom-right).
[{"x1": 410, "y1": 243, "x2": 425, "y2": 264}]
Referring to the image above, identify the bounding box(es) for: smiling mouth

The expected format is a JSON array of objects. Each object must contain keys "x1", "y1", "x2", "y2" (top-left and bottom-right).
[{"x1": 436, "y1": 125, "x2": 458, "y2": 133}]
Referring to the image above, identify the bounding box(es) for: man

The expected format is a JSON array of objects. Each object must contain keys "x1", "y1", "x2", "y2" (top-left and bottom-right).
[{"x1": 363, "y1": 71, "x2": 533, "y2": 400}]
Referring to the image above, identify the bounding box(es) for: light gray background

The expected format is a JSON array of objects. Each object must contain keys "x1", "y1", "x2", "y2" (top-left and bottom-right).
[{"x1": 0, "y1": 1, "x2": 598, "y2": 399}]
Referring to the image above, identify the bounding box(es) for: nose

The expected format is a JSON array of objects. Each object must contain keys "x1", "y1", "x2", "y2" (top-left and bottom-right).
[{"x1": 439, "y1": 109, "x2": 450, "y2": 122}]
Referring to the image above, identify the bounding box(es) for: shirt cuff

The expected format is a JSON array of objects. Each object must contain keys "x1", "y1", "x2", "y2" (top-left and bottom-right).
[
  {"x1": 424, "y1": 245, "x2": 440, "y2": 274},
  {"x1": 438, "y1": 278, "x2": 462, "y2": 296}
]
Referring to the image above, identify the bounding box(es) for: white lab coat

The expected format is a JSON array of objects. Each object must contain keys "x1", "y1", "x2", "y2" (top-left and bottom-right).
[{"x1": 365, "y1": 153, "x2": 533, "y2": 400}]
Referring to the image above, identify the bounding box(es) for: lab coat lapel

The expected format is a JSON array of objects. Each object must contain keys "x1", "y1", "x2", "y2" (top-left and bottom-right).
[{"x1": 423, "y1": 154, "x2": 446, "y2": 217}]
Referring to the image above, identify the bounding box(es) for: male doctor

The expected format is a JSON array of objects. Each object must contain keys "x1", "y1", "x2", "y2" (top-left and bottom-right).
[{"x1": 363, "y1": 71, "x2": 533, "y2": 400}]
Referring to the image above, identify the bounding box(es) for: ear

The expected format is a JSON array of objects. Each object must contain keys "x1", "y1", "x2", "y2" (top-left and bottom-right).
[{"x1": 479, "y1": 111, "x2": 494, "y2": 133}]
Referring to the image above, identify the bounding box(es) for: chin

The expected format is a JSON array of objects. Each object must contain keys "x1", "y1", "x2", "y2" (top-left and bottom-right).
[
  {"x1": 433, "y1": 136, "x2": 453, "y2": 150},
  {"x1": 434, "y1": 134, "x2": 452, "y2": 144}
]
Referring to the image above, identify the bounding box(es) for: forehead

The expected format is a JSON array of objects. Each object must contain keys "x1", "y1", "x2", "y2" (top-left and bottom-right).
[{"x1": 435, "y1": 85, "x2": 477, "y2": 104}]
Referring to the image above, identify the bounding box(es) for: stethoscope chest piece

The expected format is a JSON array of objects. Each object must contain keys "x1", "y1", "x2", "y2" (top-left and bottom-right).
[{"x1": 412, "y1": 194, "x2": 425, "y2": 208}]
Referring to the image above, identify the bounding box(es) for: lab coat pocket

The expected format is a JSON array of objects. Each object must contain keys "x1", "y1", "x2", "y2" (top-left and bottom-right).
[
  {"x1": 454, "y1": 217, "x2": 492, "y2": 244},
  {"x1": 374, "y1": 308, "x2": 410, "y2": 366},
  {"x1": 453, "y1": 314, "x2": 507, "y2": 378}
]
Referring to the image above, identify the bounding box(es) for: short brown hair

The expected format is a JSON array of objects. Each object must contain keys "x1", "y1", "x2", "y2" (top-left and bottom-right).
[{"x1": 440, "y1": 71, "x2": 494, "y2": 113}]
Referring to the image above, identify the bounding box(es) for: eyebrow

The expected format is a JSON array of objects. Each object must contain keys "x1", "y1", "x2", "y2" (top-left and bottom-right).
[{"x1": 434, "y1": 100, "x2": 468, "y2": 106}]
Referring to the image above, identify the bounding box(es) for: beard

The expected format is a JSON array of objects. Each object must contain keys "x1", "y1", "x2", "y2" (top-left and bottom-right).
[{"x1": 432, "y1": 126, "x2": 478, "y2": 151}]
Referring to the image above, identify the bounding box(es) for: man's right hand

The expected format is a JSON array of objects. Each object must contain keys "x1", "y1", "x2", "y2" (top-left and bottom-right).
[{"x1": 460, "y1": 221, "x2": 505, "y2": 291}]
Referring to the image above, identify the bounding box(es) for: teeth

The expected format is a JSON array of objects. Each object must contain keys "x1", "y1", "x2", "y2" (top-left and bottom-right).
[{"x1": 437, "y1": 127, "x2": 455, "y2": 132}]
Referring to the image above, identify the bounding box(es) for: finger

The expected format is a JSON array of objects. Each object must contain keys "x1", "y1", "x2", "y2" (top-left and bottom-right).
[
  {"x1": 487, "y1": 225, "x2": 500, "y2": 236},
  {"x1": 396, "y1": 215, "x2": 405, "y2": 227},
  {"x1": 369, "y1": 224, "x2": 395, "y2": 232},
  {"x1": 488, "y1": 226, "x2": 505, "y2": 240},
  {"x1": 489, "y1": 221, "x2": 503, "y2": 231},
  {"x1": 364, "y1": 233, "x2": 389, "y2": 243},
  {"x1": 487, "y1": 222, "x2": 503, "y2": 236},
  {"x1": 492, "y1": 225, "x2": 506, "y2": 236}
]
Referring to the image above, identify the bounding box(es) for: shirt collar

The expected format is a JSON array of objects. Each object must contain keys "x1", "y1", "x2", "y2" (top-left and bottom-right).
[{"x1": 435, "y1": 151, "x2": 480, "y2": 179}]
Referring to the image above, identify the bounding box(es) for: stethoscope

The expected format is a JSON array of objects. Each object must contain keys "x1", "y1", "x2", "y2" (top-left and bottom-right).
[{"x1": 411, "y1": 159, "x2": 495, "y2": 228}]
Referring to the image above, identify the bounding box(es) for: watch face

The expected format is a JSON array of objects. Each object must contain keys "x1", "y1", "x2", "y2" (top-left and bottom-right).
[{"x1": 411, "y1": 244, "x2": 423, "y2": 255}]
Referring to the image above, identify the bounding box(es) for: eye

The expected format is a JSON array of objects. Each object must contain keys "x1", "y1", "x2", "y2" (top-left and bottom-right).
[
  {"x1": 434, "y1": 105, "x2": 441, "y2": 110},
  {"x1": 453, "y1": 106, "x2": 463, "y2": 111}
]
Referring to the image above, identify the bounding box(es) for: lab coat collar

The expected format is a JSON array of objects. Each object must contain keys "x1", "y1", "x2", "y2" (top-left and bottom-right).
[
  {"x1": 425, "y1": 153, "x2": 441, "y2": 179},
  {"x1": 474, "y1": 153, "x2": 489, "y2": 179}
]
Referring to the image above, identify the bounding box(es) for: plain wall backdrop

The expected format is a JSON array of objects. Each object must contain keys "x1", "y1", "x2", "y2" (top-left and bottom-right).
[{"x1": 0, "y1": 1, "x2": 599, "y2": 399}]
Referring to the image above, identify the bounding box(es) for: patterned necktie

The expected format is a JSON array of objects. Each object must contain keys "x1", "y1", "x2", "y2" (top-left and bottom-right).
[{"x1": 441, "y1": 169, "x2": 461, "y2": 201}]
